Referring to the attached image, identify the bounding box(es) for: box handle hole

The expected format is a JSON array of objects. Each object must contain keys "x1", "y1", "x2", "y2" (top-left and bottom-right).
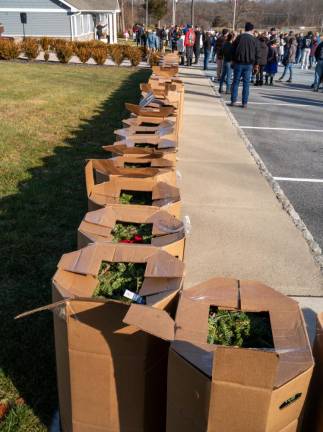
[{"x1": 279, "y1": 393, "x2": 302, "y2": 410}]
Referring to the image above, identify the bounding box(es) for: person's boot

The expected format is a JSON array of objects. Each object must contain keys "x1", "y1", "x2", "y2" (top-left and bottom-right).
[
  {"x1": 286, "y1": 79, "x2": 292, "y2": 83},
  {"x1": 270, "y1": 76, "x2": 274, "y2": 86},
  {"x1": 277, "y1": 76, "x2": 283, "y2": 81},
  {"x1": 219, "y1": 86, "x2": 223, "y2": 93},
  {"x1": 265, "y1": 76, "x2": 269, "y2": 85},
  {"x1": 259, "y1": 80, "x2": 263, "y2": 86}
]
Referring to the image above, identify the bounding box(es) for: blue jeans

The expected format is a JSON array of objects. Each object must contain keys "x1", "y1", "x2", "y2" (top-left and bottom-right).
[
  {"x1": 204, "y1": 49, "x2": 211, "y2": 70},
  {"x1": 314, "y1": 60, "x2": 323, "y2": 89},
  {"x1": 280, "y1": 63, "x2": 293, "y2": 80},
  {"x1": 231, "y1": 63, "x2": 253, "y2": 105},
  {"x1": 219, "y1": 61, "x2": 232, "y2": 91}
]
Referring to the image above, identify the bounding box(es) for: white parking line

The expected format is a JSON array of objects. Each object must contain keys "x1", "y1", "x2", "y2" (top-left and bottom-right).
[
  {"x1": 241, "y1": 126, "x2": 323, "y2": 133},
  {"x1": 250, "y1": 87, "x2": 314, "y2": 93},
  {"x1": 248, "y1": 102, "x2": 323, "y2": 108},
  {"x1": 274, "y1": 177, "x2": 323, "y2": 183}
]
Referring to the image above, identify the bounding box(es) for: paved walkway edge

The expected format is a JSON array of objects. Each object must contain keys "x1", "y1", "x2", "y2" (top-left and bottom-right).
[{"x1": 212, "y1": 82, "x2": 323, "y2": 272}]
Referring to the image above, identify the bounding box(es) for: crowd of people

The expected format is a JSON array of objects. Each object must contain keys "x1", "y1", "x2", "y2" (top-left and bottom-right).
[{"x1": 130, "y1": 23, "x2": 323, "y2": 106}]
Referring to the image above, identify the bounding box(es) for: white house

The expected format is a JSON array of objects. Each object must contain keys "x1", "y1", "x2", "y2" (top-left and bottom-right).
[{"x1": 0, "y1": 0, "x2": 120, "y2": 42}]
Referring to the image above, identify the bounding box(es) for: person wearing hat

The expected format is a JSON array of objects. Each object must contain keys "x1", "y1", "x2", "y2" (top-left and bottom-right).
[{"x1": 230, "y1": 22, "x2": 258, "y2": 108}]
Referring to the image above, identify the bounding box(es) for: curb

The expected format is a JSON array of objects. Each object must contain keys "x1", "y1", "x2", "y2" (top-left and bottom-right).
[{"x1": 204, "y1": 75, "x2": 323, "y2": 273}]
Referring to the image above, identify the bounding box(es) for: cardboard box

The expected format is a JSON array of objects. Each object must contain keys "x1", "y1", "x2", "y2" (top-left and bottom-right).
[
  {"x1": 102, "y1": 144, "x2": 177, "y2": 164},
  {"x1": 140, "y1": 82, "x2": 179, "y2": 98},
  {"x1": 85, "y1": 158, "x2": 177, "y2": 186},
  {"x1": 125, "y1": 102, "x2": 174, "y2": 118},
  {"x1": 18, "y1": 244, "x2": 185, "y2": 432},
  {"x1": 122, "y1": 117, "x2": 175, "y2": 130},
  {"x1": 124, "y1": 277, "x2": 314, "y2": 432},
  {"x1": 104, "y1": 135, "x2": 177, "y2": 151},
  {"x1": 300, "y1": 312, "x2": 323, "y2": 431},
  {"x1": 110, "y1": 153, "x2": 175, "y2": 169},
  {"x1": 102, "y1": 139, "x2": 177, "y2": 160},
  {"x1": 152, "y1": 65, "x2": 179, "y2": 77},
  {"x1": 77, "y1": 204, "x2": 186, "y2": 259},
  {"x1": 85, "y1": 160, "x2": 181, "y2": 217},
  {"x1": 114, "y1": 123, "x2": 176, "y2": 143}
]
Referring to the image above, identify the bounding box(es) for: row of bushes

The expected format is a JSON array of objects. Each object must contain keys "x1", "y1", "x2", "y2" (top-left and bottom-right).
[{"x1": 0, "y1": 38, "x2": 149, "y2": 66}]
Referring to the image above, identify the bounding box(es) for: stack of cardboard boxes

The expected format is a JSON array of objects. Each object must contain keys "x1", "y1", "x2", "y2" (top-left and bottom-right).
[{"x1": 18, "y1": 53, "x2": 319, "y2": 431}]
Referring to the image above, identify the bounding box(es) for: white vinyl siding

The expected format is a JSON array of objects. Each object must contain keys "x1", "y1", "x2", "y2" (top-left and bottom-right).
[{"x1": 0, "y1": 11, "x2": 71, "y2": 36}]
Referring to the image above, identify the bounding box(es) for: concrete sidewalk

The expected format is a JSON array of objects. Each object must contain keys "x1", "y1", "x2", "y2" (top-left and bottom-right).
[{"x1": 178, "y1": 66, "x2": 323, "y2": 296}]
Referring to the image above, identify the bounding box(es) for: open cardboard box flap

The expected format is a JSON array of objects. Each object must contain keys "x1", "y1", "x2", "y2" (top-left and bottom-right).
[
  {"x1": 122, "y1": 117, "x2": 175, "y2": 129},
  {"x1": 86, "y1": 158, "x2": 170, "y2": 179},
  {"x1": 57, "y1": 243, "x2": 184, "y2": 278},
  {"x1": 111, "y1": 149, "x2": 175, "y2": 169},
  {"x1": 125, "y1": 103, "x2": 174, "y2": 118},
  {"x1": 123, "y1": 116, "x2": 173, "y2": 127},
  {"x1": 110, "y1": 154, "x2": 175, "y2": 168},
  {"x1": 124, "y1": 277, "x2": 313, "y2": 387},
  {"x1": 124, "y1": 304, "x2": 175, "y2": 341},
  {"x1": 115, "y1": 125, "x2": 174, "y2": 137},
  {"x1": 109, "y1": 136, "x2": 177, "y2": 149},
  {"x1": 103, "y1": 138, "x2": 176, "y2": 151},
  {"x1": 89, "y1": 175, "x2": 180, "y2": 202},
  {"x1": 82, "y1": 206, "x2": 183, "y2": 236},
  {"x1": 102, "y1": 144, "x2": 167, "y2": 156}
]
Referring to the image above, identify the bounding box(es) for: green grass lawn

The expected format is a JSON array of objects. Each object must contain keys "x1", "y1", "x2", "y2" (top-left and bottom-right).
[{"x1": 0, "y1": 61, "x2": 151, "y2": 431}]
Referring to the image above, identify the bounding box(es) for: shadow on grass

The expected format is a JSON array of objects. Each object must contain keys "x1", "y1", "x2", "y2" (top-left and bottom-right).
[{"x1": 0, "y1": 67, "x2": 151, "y2": 428}]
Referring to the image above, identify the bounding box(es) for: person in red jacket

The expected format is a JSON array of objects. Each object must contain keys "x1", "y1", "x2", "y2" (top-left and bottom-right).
[{"x1": 184, "y1": 24, "x2": 196, "y2": 66}]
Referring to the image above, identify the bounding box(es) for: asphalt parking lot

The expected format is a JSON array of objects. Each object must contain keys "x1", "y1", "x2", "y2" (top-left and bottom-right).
[{"x1": 208, "y1": 65, "x2": 323, "y2": 251}]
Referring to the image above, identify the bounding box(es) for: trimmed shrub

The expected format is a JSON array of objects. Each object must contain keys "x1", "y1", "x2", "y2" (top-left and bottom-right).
[
  {"x1": 40, "y1": 37, "x2": 51, "y2": 51},
  {"x1": 109, "y1": 44, "x2": 125, "y2": 66},
  {"x1": 55, "y1": 42, "x2": 74, "y2": 63},
  {"x1": 22, "y1": 38, "x2": 40, "y2": 60},
  {"x1": 125, "y1": 46, "x2": 142, "y2": 67},
  {"x1": 92, "y1": 46, "x2": 108, "y2": 65},
  {"x1": 76, "y1": 46, "x2": 92, "y2": 63},
  {"x1": 0, "y1": 39, "x2": 21, "y2": 60}
]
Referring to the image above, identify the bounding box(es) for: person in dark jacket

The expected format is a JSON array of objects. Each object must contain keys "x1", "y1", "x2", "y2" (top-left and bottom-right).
[
  {"x1": 295, "y1": 33, "x2": 303, "y2": 63},
  {"x1": 230, "y1": 22, "x2": 258, "y2": 108},
  {"x1": 215, "y1": 28, "x2": 229, "y2": 80},
  {"x1": 96, "y1": 22, "x2": 107, "y2": 40},
  {"x1": 203, "y1": 31, "x2": 212, "y2": 70},
  {"x1": 219, "y1": 32, "x2": 234, "y2": 93},
  {"x1": 264, "y1": 39, "x2": 278, "y2": 85},
  {"x1": 278, "y1": 37, "x2": 297, "y2": 83},
  {"x1": 313, "y1": 41, "x2": 323, "y2": 91},
  {"x1": 255, "y1": 34, "x2": 269, "y2": 86},
  {"x1": 193, "y1": 26, "x2": 201, "y2": 64}
]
